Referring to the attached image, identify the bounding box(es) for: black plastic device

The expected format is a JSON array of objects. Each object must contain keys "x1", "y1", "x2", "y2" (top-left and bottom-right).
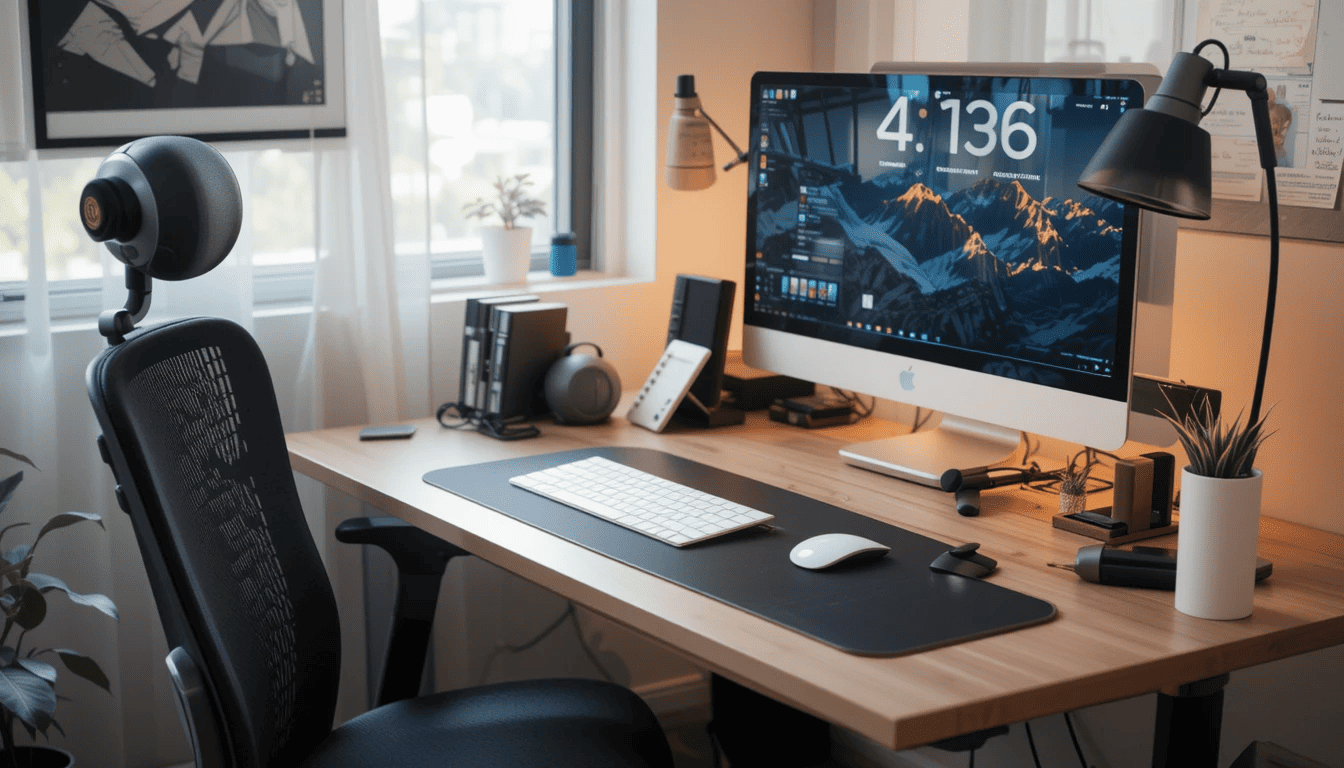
[
  {"x1": 359, "y1": 424, "x2": 417, "y2": 440},
  {"x1": 667, "y1": 274, "x2": 742, "y2": 426},
  {"x1": 1069, "y1": 544, "x2": 1272, "y2": 590},
  {"x1": 667, "y1": 274, "x2": 735, "y2": 410}
]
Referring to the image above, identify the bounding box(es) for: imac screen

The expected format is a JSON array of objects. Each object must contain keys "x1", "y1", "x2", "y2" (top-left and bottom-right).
[{"x1": 744, "y1": 71, "x2": 1144, "y2": 449}]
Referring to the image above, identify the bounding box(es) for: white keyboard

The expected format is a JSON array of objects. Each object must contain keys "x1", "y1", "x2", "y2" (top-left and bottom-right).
[{"x1": 509, "y1": 456, "x2": 775, "y2": 546}]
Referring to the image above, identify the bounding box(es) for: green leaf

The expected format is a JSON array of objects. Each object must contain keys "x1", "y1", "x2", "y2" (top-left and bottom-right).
[
  {"x1": 26, "y1": 573, "x2": 118, "y2": 621},
  {"x1": 51, "y1": 650, "x2": 110, "y2": 694},
  {"x1": 0, "y1": 449, "x2": 37, "y2": 471},
  {"x1": 0, "y1": 666, "x2": 56, "y2": 734},
  {"x1": 0, "y1": 472, "x2": 21, "y2": 518},
  {"x1": 17, "y1": 659, "x2": 55, "y2": 684}
]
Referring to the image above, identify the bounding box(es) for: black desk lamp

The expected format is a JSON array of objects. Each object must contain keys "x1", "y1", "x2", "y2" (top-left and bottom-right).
[
  {"x1": 1078, "y1": 39, "x2": 1279, "y2": 427},
  {"x1": 666, "y1": 74, "x2": 750, "y2": 191}
]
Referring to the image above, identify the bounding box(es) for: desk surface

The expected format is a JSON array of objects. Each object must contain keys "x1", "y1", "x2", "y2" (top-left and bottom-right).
[{"x1": 287, "y1": 410, "x2": 1344, "y2": 750}]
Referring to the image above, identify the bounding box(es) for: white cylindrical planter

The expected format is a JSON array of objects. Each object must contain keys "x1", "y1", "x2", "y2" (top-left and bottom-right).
[
  {"x1": 1175, "y1": 468, "x2": 1263, "y2": 620},
  {"x1": 480, "y1": 226, "x2": 533, "y2": 284}
]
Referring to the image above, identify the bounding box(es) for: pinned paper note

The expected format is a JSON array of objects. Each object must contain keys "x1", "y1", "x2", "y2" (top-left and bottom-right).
[
  {"x1": 1277, "y1": 103, "x2": 1344, "y2": 208},
  {"x1": 1197, "y1": 0, "x2": 1319, "y2": 73}
]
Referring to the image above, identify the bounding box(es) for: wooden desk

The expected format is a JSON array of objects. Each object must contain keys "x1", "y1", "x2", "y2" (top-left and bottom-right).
[{"x1": 287, "y1": 410, "x2": 1344, "y2": 753}]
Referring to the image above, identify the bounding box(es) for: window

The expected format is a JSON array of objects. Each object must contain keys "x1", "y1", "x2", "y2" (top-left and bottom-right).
[
  {"x1": 382, "y1": 0, "x2": 593, "y2": 278},
  {"x1": 1, "y1": 0, "x2": 595, "y2": 319}
]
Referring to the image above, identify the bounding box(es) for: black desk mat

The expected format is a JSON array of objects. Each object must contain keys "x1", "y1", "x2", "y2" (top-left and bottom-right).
[{"x1": 424, "y1": 447, "x2": 1055, "y2": 656}]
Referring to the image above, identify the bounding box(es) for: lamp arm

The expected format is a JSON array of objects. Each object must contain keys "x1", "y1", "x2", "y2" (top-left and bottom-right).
[
  {"x1": 1250, "y1": 153, "x2": 1279, "y2": 429},
  {"x1": 1207, "y1": 69, "x2": 1278, "y2": 172},
  {"x1": 1206, "y1": 68, "x2": 1278, "y2": 428},
  {"x1": 697, "y1": 107, "x2": 751, "y2": 171}
]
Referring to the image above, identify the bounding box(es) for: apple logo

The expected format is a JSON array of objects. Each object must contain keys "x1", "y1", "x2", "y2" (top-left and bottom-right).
[{"x1": 899, "y1": 366, "x2": 915, "y2": 391}]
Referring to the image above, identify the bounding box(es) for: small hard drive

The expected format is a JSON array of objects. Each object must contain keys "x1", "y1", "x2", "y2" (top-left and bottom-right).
[{"x1": 768, "y1": 394, "x2": 855, "y2": 428}]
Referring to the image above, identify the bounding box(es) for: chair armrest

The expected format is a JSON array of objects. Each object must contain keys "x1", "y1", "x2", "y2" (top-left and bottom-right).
[
  {"x1": 335, "y1": 516, "x2": 470, "y2": 575},
  {"x1": 166, "y1": 646, "x2": 226, "y2": 768},
  {"x1": 336, "y1": 516, "x2": 472, "y2": 705}
]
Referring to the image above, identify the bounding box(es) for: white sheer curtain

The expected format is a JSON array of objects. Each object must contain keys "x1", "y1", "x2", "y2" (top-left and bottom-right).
[{"x1": 0, "y1": 0, "x2": 424, "y2": 763}]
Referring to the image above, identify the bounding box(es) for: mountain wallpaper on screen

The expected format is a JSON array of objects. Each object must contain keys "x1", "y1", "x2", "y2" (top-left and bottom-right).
[{"x1": 761, "y1": 165, "x2": 1125, "y2": 377}]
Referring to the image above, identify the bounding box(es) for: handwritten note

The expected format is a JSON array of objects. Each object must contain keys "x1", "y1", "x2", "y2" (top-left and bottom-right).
[
  {"x1": 1197, "y1": 0, "x2": 1319, "y2": 72},
  {"x1": 1277, "y1": 103, "x2": 1344, "y2": 208}
]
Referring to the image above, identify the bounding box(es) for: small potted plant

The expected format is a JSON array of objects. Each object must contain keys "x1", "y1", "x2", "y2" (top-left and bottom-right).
[
  {"x1": 462, "y1": 173, "x2": 547, "y2": 284},
  {"x1": 1165, "y1": 398, "x2": 1273, "y2": 620},
  {"x1": 0, "y1": 448, "x2": 118, "y2": 767},
  {"x1": 1057, "y1": 450, "x2": 1095, "y2": 517}
]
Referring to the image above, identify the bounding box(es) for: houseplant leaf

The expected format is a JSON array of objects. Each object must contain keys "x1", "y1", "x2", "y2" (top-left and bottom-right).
[
  {"x1": 27, "y1": 573, "x2": 120, "y2": 620},
  {"x1": 0, "y1": 449, "x2": 37, "y2": 470},
  {"x1": 0, "y1": 666, "x2": 56, "y2": 734},
  {"x1": 17, "y1": 659, "x2": 56, "y2": 685},
  {"x1": 32, "y1": 512, "x2": 104, "y2": 554},
  {"x1": 0, "y1": 522, "x2": 31, "y2": 550},
  {"x1": 0, "y1": 472, "x2": 21, "y2": 517},
  {"x1": 5, "y1": 582, "x2": 46, "y2": 630},
  {"x1": 50, "y1": 650, "x2": 111, "y2": 694}
]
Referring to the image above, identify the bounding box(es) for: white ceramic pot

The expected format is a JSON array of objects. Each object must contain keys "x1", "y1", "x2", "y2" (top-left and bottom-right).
[
  {"x1": 1175, "y1": 468, "x2": 1263, "y2": 620},
  {"x1": 479, "y1": 226, "x2": 533, "y2": 284}
]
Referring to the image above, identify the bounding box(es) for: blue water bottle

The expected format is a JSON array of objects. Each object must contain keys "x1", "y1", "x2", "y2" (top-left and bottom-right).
[{"x1": 549, "y1": 232, "x2": 577, "y2": 277}]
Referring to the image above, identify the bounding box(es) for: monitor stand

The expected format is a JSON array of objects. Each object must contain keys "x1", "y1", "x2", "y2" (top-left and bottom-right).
[{"x1": 838, "y1": 415, "x2": 1022, "y2": 487}]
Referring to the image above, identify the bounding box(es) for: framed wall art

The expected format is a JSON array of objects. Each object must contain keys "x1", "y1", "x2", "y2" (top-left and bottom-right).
[{"x1": 27, "y1": 0, "x2": 346, "y2": 148}]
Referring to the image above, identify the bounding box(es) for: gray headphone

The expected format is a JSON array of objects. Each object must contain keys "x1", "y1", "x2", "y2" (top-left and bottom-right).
[{"x1": 544, "y1": 342, "x2": 622, "y2": 425}]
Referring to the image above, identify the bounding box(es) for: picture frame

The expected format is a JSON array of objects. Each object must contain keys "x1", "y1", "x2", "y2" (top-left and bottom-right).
[{"x1": 26, "y1": 0, "x2": 346, "y2": 149}]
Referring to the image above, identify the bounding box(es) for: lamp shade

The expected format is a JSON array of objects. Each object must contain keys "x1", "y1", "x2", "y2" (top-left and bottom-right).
[
  {"x1": 1077, "y1": 108, "x2": 1213, "y2": 219},
  {"x1": 666, "y1": 75, "x2": 715, "y2": 190}
]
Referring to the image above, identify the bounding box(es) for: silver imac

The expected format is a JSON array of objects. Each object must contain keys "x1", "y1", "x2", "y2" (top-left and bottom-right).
[{"x1": 742, "y1": 63, "x2": 1167, "y2": 486}]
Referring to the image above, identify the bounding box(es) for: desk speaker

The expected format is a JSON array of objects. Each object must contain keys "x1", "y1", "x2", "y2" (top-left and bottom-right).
[{"x1": 544, "y1": 343, "x2": 622, "y2": 425}]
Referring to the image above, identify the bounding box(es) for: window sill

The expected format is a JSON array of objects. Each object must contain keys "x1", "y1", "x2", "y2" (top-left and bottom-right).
[{"x1": 430, "y1": 268, "x2": 648, "y2": 303}]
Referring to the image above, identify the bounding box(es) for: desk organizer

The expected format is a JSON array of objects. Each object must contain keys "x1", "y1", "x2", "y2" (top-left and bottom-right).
[
  {"x1": 426, "y1": 447, "x2": 1055, "y2": 657},
  {"x1": 1051, "y1": 511, "x2": 1178, "y2": 544}
]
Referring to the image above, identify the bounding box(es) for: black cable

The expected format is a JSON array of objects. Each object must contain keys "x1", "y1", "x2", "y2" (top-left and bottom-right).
[
  {"x1": 474, "y1": 600, "x2": 615, "y2": 685},
  {"x1": 568, "y1": 604, "x2": 616, "y2": 683},
  {"x1": 826, "y1": 387, "x2": 876, "y2": 421},
  {"x1": 706, "y1": 723, "x2": 725, "y2": 768},
  {"x1": 911, "y1": 406, "x2": 933, "y2": 432},
  {"x1": 968, "y1": 748, "x2": 975, "y2": 768},
  {"x1": 436, "y1": 401, "x2": 540, "y2": 440},
  {"x1": 1063, "y1": 712, "x2": 1089, "y2": 768},
  {"x1": 476, "y1": 603, "x2": 575, "y2": 685},
  {"x1": 1193, "y1": 38, "x2": 1231, "y2": 116},
  {"x1": 1023, "y1": 721, "x2": 1042, "y2": 768}
]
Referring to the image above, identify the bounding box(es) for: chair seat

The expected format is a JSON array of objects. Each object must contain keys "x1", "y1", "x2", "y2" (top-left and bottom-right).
[{"x1": 302, "y1": 677, "x2": 673, "y2": 768}]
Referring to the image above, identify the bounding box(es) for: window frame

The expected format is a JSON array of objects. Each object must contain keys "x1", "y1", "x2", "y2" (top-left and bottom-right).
[{"x1": 0, "y1": 0, "x2": 598, "y2": 321}]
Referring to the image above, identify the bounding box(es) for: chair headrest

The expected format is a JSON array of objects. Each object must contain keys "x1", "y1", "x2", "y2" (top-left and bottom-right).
[{"x1": 81, "y1": 136, "x2": 242, "y2": 281}]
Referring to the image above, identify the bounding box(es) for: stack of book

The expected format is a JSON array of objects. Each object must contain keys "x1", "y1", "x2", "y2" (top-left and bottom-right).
[{"x1": 459, "y1": 295, "x2": 569, "y2": 419}]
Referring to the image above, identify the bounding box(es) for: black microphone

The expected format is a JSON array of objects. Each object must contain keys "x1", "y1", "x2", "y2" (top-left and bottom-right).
[{"x1": 939, "y1": 466, "x2": 1036, "y2": 493}]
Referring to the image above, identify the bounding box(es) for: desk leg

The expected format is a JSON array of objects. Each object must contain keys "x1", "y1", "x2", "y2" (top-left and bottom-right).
[
  {"x1": 708, "y1": 674, "x2": 830, "y2": 768},
  {"x1": 1152, "y1": 673, "x2": 1229, "y2": 768}
]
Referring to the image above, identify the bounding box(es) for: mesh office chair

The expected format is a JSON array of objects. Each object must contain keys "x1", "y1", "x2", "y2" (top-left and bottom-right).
[{"x1": 82, "y1": 137, "x2": 675, "y2": 768}]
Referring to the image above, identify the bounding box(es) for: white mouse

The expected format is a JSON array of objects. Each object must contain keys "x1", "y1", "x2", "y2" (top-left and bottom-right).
[{"x1": 789, "y1": 533, "x2": 890, "y2": 570}]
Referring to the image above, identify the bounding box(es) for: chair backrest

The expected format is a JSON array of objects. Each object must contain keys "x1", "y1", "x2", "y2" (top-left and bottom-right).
[{"x1": 87, "y1": 316, "x2": 341, "y2": 767}]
